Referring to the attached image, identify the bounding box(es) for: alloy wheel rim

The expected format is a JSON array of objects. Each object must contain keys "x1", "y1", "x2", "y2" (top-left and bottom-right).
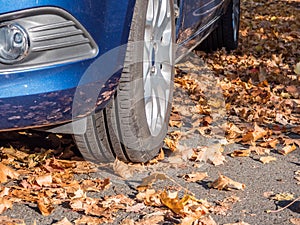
[{"x1": 143, "y1": 0, "x2": 173, "y2": 136}]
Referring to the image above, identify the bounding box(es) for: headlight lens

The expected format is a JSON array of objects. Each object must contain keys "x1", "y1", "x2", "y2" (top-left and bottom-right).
[{"x1": 0, "y1": 23, "x2": 29, "y2": 64}]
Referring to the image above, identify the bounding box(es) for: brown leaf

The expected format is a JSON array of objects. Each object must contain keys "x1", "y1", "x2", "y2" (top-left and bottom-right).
[
  {"x1": 242, "y1": 123, "x2": 268, "y2": 144},
  {"x1": 209, "y1": 174, "x2": 245, "y2": 191},
  {"x1": 224, "y1": 222, "x2": 250, "y2": 225},
  {"x1": 290, "y1": 218, "x2": 300, "y2": 225},
  {"x1": 35, "y1": 174, "x2": 53, "y2": 187},
  {"x1": 113, "y1": 158, "x2": 139, "y2": 179},
  {"x1": 278, "y1": 144, "x2": 297, "y2": 155},
  {"x1": 0, "y1": 216, "x2": 25, "y2": 225},
  {"x1": 0, "y1": 198, "x2": 13, "y2": 214},
  {"x1": 37, "y1": 196, "x2": 54, "y2": 216},
  {"x1": 260, "y1": 139, "x2": 279, "y2": 148},
  {"x1": 259, "y1": 156, "x2": 276, "y2": 164},
  {"x1": 137, "y1": 173, "x2": 167, "y2": 191},
  {"x1": 230, "y1": 150, "x2": 251, "y2": 157},
  {"x1": 136, "y1": 189, "x2": 162, "y2": 207},
  {"x1": 195, "y1": 144, "x2": 225, "y2": 166},
  {"x1": 52, "y1": 217, "x2": 73, "y2": 225},
  {"x1": 74, "y1": 215, "x2": 110, "y2": 225},
  {"x1": 0, "y1": 163, "x2": 20, "y2": 183},
  {"x1": 183, "y1": 172, "x2": 208, "y2": 182}
]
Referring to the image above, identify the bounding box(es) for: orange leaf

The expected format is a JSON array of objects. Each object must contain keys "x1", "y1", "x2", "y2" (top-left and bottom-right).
[
  {"x1": 278, "y1": 144, "x2": 297, "y2": 155},
  {"x1": 0, "y1": 163, "x2": 19, "y2": 183}
]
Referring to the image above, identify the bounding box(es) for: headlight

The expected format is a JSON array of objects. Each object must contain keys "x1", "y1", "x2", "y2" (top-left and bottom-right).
[{"x1": 0, "y1": 23, "x2": 29, "y2": 64}]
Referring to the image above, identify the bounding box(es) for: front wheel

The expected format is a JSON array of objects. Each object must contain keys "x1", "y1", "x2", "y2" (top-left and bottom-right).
[{"x1": 74, "y1": 0, "x2": 175, "y2": 163}]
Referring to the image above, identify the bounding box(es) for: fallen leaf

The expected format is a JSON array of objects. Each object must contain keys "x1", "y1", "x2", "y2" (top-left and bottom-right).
[
  {"x1": 0, "y1": 163, "x2": 20, "y2": 183},
  {"x1": 260, "y1": 139, "x2": 279, "y2": 148},
  {"x1": 209, "y1": 174, "x2": 245, "y2": 191},
  {"x1": 37, "y1": 196, "x2": 55, "y2": 216},
  {"x1": 242, "y1": 123, "x2": 268, "y2": 145},
  {"x1": 136, "y1": 189, "x2": 162, "y2": 207},
  {"x1": 272, "y1": 193, "x2": 294, "y2": 201},
  {"x1": 113, "y1": 158, "x2": 135, "y2": 179},
  {"x1": 194, "y1": 144, "x2": 226, "y2": 166},
  {"x1": 35, "y1": 174, "x2": 53, "y2": 187},
  {"x1": 0, "y1": 216, "x2": 25, "y2": 225},
  {"x1": 52, "y1": 217, "x2": 73, "y2": 225},
  {"x1": 278, "y1": 144, "x2": 297, "y2": 155},
  {"x1": 290, "y1": 218, "x2": 300, "y2": 225},
  {"x1": 230, "y1": 149, "x2": 251, "y2": 157},
  {"x1": 74, "y1": 215, "x2": 110, "y2": 225},
  {"x1": 198, "y1": 215, "x2": 217, "y2": 225},
  {"x1": 183, "y1": 172, "x2": 208, "y2": 182},
  {"x1": 259, "y1": 156, "x2": 276, "y2": 164},
  {"x1": 224, "y1": 222, "x2": 250, "y2": 225},
  {"x1": 0, "y1": 198, "x2": 13, "y2": 214},
  {"x1": 160, "y1": 190, "x2": 189, "y2": 215},
  {"x1": 137, "y1": 173, "x2": 167, "y2": 191}
]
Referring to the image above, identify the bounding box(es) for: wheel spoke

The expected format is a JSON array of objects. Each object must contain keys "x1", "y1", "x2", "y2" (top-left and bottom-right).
[{"x1": 143, "y1": 0, "x2": 173, "y2": 136}]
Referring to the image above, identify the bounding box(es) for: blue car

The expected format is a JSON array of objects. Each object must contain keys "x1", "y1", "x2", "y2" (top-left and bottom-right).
[{"x1": 0, "y1": 0, "x2": 240, "y2": 163}]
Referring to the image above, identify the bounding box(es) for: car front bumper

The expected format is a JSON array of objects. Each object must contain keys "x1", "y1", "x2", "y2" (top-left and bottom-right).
[{"x1": 0, "y1": 0, "x2": 135, "y2": 131}]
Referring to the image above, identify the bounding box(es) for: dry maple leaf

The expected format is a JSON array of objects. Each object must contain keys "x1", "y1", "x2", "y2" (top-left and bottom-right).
[
  {"x1": 183, "y1": 172, "x2": 208, "y2": 182},
  {"x1": 271, "y1": 193, "x2": 294, "y2": 201},
  {"x1": 0, "y1": 163, "x2": 20, "y2": 183},
  {"x1": 52, "y1": 217, "x2": 73, "y2": 225},
  {"x1": 259, "y1": 156, "x2": 277, "y2": 164},
  {"x1": 260, "y1": 139, "x2": 279, "y2": 148},
  {"x1": 134, "y1": 214, "x2": 165, "y2": 225},
  {"x1": 35, "y1": 174, "x2": 53, "y2": 187},
  {"x1": 80, "y1": 178, "x2": 110, "y2": 192},
  {"x1": 224, "y1": 222, "x2": 250, "y2": 225},
  {"x1": 37, "y1": 196, "x2": 55, "y2": 216},
  {"x1": 278, "y1": 144, "x2": 297, "y2": 155},
  {"x1": 136, "y1": 189, "x2": 162, "y2": 207},
  {"x1": 74, "y1": 215, "x2": 110, "y2": 225},
  {"x1": 211, "y1": 196, "x2": 240, "y2": 216},
  {"x1": 209, "y1": 174, "x2": 245, "y2": 191},
  {"x1": 242, "y1": 123, "x2": 268, "y2": 145},
  {"x1": 290, "y1": 218, "x2": 300, "y2": 225},
  {"x1": 0, "y1": 216, "x2": 25, "y2": 225},
  {"x1": 230, "y1": 149, "x2": 251, "y2": 157},
  {"x1": 113, "y1": 158, "x2": 139, "y2": 179},
  {"x1": 0, "y1": 198, "x2": 13, "y2": 214},
  {"x1": 194, "y1": 144, "x2": 225, "y2": 166},
  {"x1": 136, "y1": 173, "x2": 167, "y2": 191},
  {"x1": 160, "y1": 190, "x2": 186, "y2": 215}
]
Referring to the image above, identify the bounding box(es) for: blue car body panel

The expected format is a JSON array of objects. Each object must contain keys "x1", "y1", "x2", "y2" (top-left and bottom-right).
[{"x1": 0, "y1": 0, "x2": 230, "y2": 131}]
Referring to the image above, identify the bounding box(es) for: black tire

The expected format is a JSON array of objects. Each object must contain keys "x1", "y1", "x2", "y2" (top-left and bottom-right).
[
  {"x1": 198, "y1": 0, "x2": 240, "y2": 52},
  {"x1": 74, "y1": 0, "x2": 175, "y2": 163}
]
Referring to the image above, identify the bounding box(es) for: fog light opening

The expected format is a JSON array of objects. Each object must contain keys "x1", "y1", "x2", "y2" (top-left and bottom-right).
[{"x1": 0, "y1": 23, "x2": 29, "y2": 64}]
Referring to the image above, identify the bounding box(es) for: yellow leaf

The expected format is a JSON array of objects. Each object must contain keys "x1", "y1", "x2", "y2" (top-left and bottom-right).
[{"x1": 160, "y1": 190, "x2": 185, "y2": 214}]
